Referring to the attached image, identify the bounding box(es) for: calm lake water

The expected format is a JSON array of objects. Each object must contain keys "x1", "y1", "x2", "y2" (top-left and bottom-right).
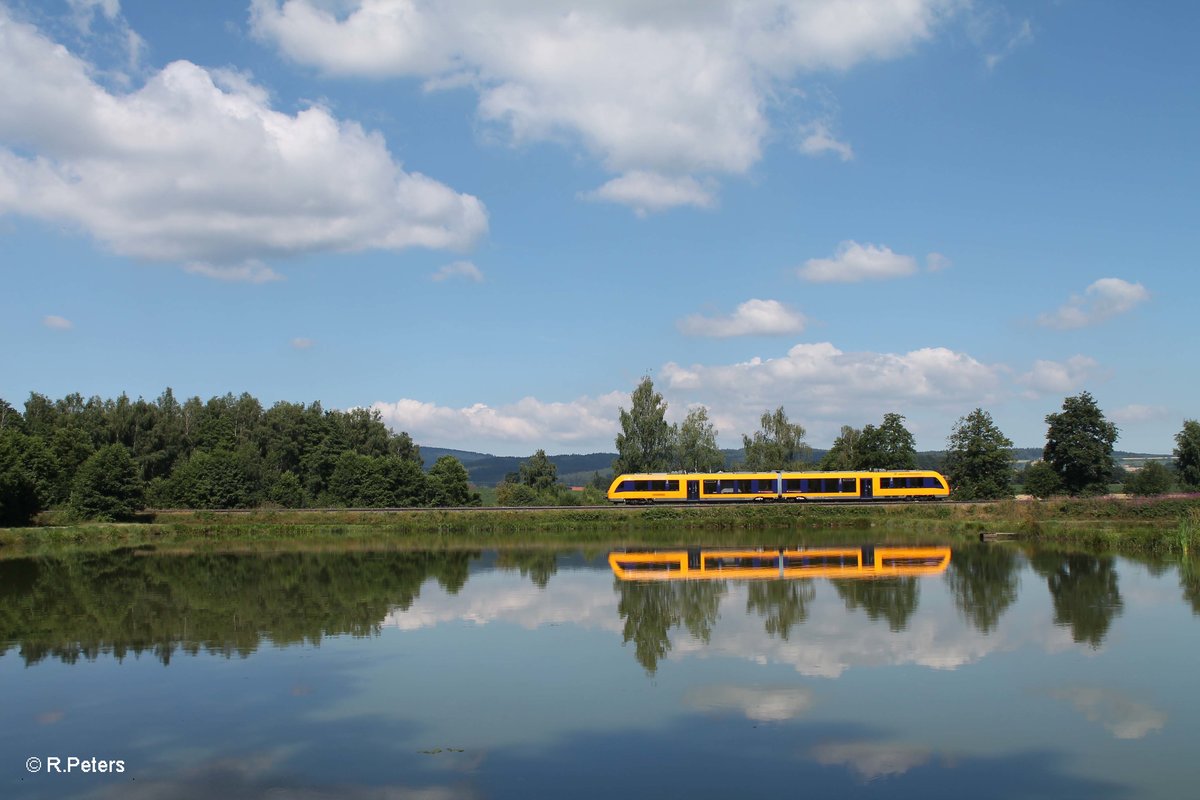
[{"x1": 2, "y1": 542, "x2": 1198, "y2": 799}]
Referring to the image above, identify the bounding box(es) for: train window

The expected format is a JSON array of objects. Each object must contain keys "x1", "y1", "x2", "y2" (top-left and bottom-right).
[
  {"x1": 665, "y1": 480, "x2": 679, "y2": 492},
  {"x1": 841, "y1": 478, "x2": 856, "y2": 493},
  {"x1": 703, "y1": 480, "x2": 719, "y2": 494}
]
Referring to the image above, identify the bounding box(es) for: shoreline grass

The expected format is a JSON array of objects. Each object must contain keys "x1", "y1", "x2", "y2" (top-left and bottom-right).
[{"x1": 3, "y1": 497, "x2": 1199, "y2": 558}]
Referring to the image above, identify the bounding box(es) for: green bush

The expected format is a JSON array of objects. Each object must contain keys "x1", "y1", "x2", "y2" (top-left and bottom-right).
[{"x1": 69, "y1": 444, "x2": 144, "y2": 521}]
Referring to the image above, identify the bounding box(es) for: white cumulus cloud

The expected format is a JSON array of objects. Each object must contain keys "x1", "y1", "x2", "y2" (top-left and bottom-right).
[
  {"x1": 582, "y1": 172, "x2": 716, "y2": 216},
  {"x1": 42, "y1": 315, "x2": 73, "y2": 330},
  {"x1": 662, "y1": 342, "x2": 1001, "y2": 414},
  {"x1": 370, "y1": 393, "x2": 627, "y2": 451},
  {"x1": 685, "y1": 686, "x2": 813, "y2": 721},
  {"x1": 984, "y1": 18, "x2": 1033, "y2": 70},
  {"x1": 812, "y1": 740, "x2": 933, "y2": 780},
  {"x1": 1037, "y1": 278, "x2": 1149, "y2": 329},
  {"x1": 1017, "y1": 356, "x2": 1100, "y2": 396},
  {"x1": 431, "y1": 260, "x2": 484, "y2": 282},
  {"x1": 926, "y1": 252, "x2": 952, "y2": 271},
  {"x1": 1110, "y1": 404, "x2": 1168, "y2": 424},
  {"x1": 0, "y1": 8, "x2": 487, "y2": 276},
  {"x1": 678, "y1": 299, "x2": 807, "y2": 338},
  {"x1": 1049, "y1": 686, "x2": 1167, "y2": 740},
  {"x1": 251, "y1": 0, "x2": 961, "y2": 212},
  {"x1": 797, "y1": 120, "x2": 854, "y2": 161},
  {"x1": 659, "y1": 342, "x2": 1005, "y2": 448},
  {"x1": 183, "y1": 261, "x2": 283, "y2": 284},
  {"x1": 798, "y1": 241, "x2": 919, "y2": 282}
]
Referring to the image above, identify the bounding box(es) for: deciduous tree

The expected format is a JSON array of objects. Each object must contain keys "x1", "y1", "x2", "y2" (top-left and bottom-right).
[
  {"x1": 1043, "y1": 392, "x2": 1118, "y2": 496},
  {"x1": 676, "y1": 407, "x2": 724, "y2": 471},
  {"x1": 69, "y1": 444, "x2": 144, "y2": 521},
  {"x1": 1174, "y1": 420, "x2": 1200, "y2": 490},
  {"x1": 742, "y1": 406, "x2": 809, "y2": 469},
  {"x1": 518, "y1": 449, "x2": 558, "y2": 491},
  {"x1": 1022, "y1": 461, "x2": 1063, "y2": 498},
  {"x1": 856, "y1": 413, "x2": 917, "y2": 470},
  {"x1": 429, "y1": 455, "x2": 479, "y2": 506},
  {"x1": 0, "y1": 430, "x2": 42, "y2": 526},
  {"x1": 1125, "y1": 461, "x2": 1173, "y2": 496},
  {"x1": 944, "y1": 408, "x2": 1014, "y2": 499},
  {"x1": 613, "y1": 376, "x2": 676, "y2": 474},
  {"x1": 819, "y1": 426, "x2": 862, "y2": 470}
]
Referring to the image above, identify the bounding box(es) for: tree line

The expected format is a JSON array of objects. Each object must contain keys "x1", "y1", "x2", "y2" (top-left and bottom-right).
[
  {"x1": 610, "y1": 376, "x2": 1200, "y2": 500},
  {"x1": 0, "y1": 389, "x2": 478, "y2": 525},
  {"x1": 4, "y1": 381, "x2": 1200, "y2": 524}
]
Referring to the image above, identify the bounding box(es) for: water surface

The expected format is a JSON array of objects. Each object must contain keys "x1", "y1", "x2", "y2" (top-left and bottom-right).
[{"x1": 2, "y1": 543, "x2": 1198, "y2": 798}]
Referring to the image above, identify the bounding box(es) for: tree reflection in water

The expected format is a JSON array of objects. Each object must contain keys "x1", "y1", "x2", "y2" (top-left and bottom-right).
[
  {"x1": 496, "y1": 549, "x2": 558, "y2": 589},
  {"x1": 832, "y1": 578, "x2": 919, "y2": 632},
  {"x1": 1029, "y1": 552, "x2": 1124, "y2": 648},
  {"x1": 0, "y1": 549, "x2": 478, "y2": 666},
  {"x1": 615, "y1": 580, "x2": 726, "y2": 674},
  {"x1": 944, "y1": 545, "x2": 1020, "y2": 634},
  {"x1": 745, "y1": 580, "x2": 814, "y2": 640},
  {"x1": 1180, "y1": 555, "x2": 1200, "y2": 616}
]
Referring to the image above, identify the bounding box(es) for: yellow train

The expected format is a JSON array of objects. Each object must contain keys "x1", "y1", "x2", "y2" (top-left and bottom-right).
[
  {"x1": 606, "y1": 470, "x2": 949, "y2": 503},
  {"x1": 609, "y1": 546, "x2": 952, "y2": 581}
]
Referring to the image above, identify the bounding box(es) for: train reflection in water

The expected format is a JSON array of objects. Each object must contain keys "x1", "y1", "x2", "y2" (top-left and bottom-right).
[{"x1": 609, "y1": 546, "x2": 951, "y2": 581}]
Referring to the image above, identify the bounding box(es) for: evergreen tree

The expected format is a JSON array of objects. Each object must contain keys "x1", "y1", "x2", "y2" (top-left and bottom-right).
[
  {"x1": 613, "y1": 376, "x2": 676, "y2": 474},
  {"x1": 1174, "y1": 420, "x2": 1200, "y2": 490},
  {"x1": 742, "y1": 406, "x2": 809, "y2": 469},
  {"x1": 944, "y1": 408, "x2": 1014, "y2": 499},
  {"x1": 1043, "y1": 391, "x2": 1118, "y2": 496}
]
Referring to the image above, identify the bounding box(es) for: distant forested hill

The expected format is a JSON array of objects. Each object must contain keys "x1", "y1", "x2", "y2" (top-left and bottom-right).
[{"x1": 414, "y1": 448, "x2": 619, "y2": 486}]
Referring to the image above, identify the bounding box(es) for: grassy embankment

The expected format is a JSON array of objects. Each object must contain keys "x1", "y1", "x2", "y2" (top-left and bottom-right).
[{"x1": 2, "y1": 497, "x2": 1198, "y2": 557}]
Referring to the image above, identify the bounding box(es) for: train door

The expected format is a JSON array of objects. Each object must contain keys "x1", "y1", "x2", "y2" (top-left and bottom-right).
[
  {"x1": 860, "y1": 477, "x2": 873, "y2": 499},
  {"x1": 687, "y1": 480, "x2": 700, "y2": 501}
]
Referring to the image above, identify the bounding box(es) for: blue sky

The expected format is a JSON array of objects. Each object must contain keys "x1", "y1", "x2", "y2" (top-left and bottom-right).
[{"x1": 1, "y1": 0, "x2": 1196, "y2": 455}]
